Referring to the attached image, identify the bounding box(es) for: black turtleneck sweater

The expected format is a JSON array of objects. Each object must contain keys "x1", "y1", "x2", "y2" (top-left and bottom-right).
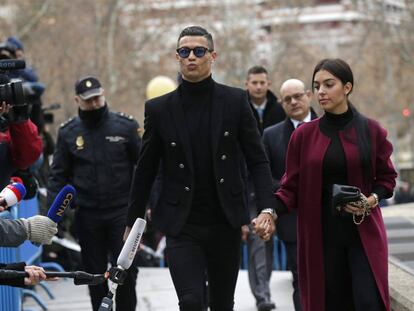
[
  {"x1": 319, "y1": 108, "x2": 360, "y2": 246},
  {"x1": 180, "y1": 76, "x2": 226, "y2": 225}
]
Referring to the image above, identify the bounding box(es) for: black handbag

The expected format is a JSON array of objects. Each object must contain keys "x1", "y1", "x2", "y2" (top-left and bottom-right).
[{"x1": 331, "y1": 184, "x2": 361, "y2": 216}]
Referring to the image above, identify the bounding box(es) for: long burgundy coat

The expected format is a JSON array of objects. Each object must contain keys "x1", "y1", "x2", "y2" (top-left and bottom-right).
[{"x1": 276, "y1": 117, "x2": 397, "y2": 311}]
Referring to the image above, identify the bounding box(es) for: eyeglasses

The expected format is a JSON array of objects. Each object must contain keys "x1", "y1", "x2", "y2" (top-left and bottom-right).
[
  {"x1": 282, "y1": 92, "x2": 305, "y2": 105},
  {"x1": 176, "y1": 46, "x2": 212, "y2": 58}
]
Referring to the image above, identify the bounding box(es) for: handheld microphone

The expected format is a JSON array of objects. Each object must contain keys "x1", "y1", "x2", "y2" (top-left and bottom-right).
[
  {"x1": 98, "y1": 218, "x2": 146, "y2": 311},
  {"x1": 0, "y1": 182, "x2": 26, "y2": 208},
  {"x1": 117, "y1": 218, "x2": 147, "y2": 270},
  {"x1": 0, "y1": 59, "x2": 26, "y2": 70},
  {"x1": 47, "y1": 185, "x2": 76, "y2": 223}
]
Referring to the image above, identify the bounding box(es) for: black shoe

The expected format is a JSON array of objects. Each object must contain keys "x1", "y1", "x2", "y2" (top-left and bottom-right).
[{"x1": 257, "y1": 301, "x2": 276, "y2": 311}]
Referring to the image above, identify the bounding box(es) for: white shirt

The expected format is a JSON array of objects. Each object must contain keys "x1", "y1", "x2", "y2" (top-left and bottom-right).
[{"x1": 291, "y1": 111, "x2": 312, "y2": 129}]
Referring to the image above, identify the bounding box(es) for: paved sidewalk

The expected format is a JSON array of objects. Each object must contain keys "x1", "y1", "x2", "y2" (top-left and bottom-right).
[{"x1": 24, "y1": 268, "x2": 294, "y2": 310}]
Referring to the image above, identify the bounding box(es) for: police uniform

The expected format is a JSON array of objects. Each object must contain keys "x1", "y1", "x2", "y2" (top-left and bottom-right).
[{"x1": 48, "y1": 76, "x2": 141, "y2": 311}]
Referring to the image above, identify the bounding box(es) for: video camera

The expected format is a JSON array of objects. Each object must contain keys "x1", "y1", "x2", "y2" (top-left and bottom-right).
[{"x1": 0, "y1": 42, "x2": 26, "y2": 108}]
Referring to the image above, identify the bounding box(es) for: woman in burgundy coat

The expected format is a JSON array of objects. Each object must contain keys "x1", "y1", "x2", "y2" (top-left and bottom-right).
[{"x1": 274, "y1": 59, "x2": 397, "y2": 311}]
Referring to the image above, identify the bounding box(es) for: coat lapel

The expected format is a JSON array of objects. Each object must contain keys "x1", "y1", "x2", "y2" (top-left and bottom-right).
[
  {"x1": 169, "y1": 88, "x2": 193, "y2": 172},
  {"x1": 211, "y1": 83, "x2": 224, "y2": 156}
]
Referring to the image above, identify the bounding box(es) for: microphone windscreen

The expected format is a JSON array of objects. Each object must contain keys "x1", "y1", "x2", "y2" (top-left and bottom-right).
[
  {"x1": 0, "y1": 59, "x2": 26, "y2": 70},
  {"x1": 47, "y1": 185, "x2": 76, "y2": 223},
  {"x1": 117, "y1": 218, "x2": 146, "y2": 270},
  {"x1": 0, "y1": 182, "x2": 26, "y2": 207}
]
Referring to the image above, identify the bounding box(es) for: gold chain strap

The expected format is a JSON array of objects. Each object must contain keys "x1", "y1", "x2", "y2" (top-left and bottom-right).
[{"x1": 352, "y1": 196, "x2": 371, "y2": 225}]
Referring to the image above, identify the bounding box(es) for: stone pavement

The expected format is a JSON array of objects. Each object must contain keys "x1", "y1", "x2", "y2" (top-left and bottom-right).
[{"x1": 23, "y1": 269, "x2": 295, "y2": 311}]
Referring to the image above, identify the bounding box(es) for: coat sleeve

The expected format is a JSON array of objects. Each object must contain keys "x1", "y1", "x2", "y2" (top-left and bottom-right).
[
  {"x1": 126, "y1": 120, "x2": 142, "y2": 164},
  {"x1": 0, "y1": 217, "x2": 28, "y2": 247},
  {"x1": 276, "y1": 130, "x2": 301, "y2": 212},
  {"x1": 8, "y1": 120, "x2": 42, "y2": 169},
  {"x1": 262, "y1": 128, "x2": 280, "y2": 191},
  {"x1": 47, "y1": 129, "x2": 72, "y2": 206},
  {"x1": 127, "y1": 101, "x2": 162, "y2": 226},
  {"x1": 0, "y1": 262, "x2": 26, "y2": 287},
  {"x1": 370, "y1": 121, "x2": 397, "y2": 198},
  {"x1": 237, "y1": 92, "x2": 276, "y2": 212}
]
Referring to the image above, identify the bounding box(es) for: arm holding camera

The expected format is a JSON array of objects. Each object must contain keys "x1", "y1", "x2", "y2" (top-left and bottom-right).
[{"x1": 2, "y1": 101, "x2": 43, "y2": 169}]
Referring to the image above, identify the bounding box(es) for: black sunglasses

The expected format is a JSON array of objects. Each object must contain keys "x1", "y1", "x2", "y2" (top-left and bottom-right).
[{"x1": 176, "y1": 46, "x2": 212, "y2": 58}]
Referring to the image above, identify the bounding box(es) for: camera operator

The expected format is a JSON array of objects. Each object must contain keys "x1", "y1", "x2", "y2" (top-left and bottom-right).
[
  {"x1": 0, "y1": 99, "x2": 43, "y2": 188},
  {"x1": 5, "y1": 36, "x2": 38, "y2": 82},
  {"x1": 1, "y1": 37, "x2": 52, "y2": 202}
]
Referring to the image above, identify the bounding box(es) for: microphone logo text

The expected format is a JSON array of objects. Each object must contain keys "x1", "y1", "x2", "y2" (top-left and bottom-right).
[{"x1": 57, "y1": 193, "x2": 74, "y2": 217}]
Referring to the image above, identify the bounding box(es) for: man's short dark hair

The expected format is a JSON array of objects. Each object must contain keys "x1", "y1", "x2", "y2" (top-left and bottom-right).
[
  {"x1": 247, "y1": 66, "x2": 268, "y2": 78},
  {"x1": 177, "y1": 26, "x2": 214, "y2": 50}
]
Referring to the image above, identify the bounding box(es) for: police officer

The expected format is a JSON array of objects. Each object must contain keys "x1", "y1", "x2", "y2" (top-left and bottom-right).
[{"x1": 48, "y1": 76, "x2": 141, "y2": 311}]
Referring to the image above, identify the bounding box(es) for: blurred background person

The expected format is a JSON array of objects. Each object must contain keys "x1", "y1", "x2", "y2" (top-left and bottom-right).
[{"x1": 243, "y1": 65, "x2": 284, "y2": 311}]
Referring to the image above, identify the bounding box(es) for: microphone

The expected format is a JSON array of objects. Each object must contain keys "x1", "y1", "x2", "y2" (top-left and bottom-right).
[
  {"x1": 0, "y1": 59, "x2": 26, "y2": 70},
  {"x1": 0, "y1": 182, "x2": 26, "y2": 208},
  {"x1": 117, "y1": 218, "x2": 147, "y2": 270},
  {"x1": 47, "y1": 185, "x2": 76, "y2": 223},
  {"x1": 98, "y1": 218, "x2": 146, "y2": 311}
]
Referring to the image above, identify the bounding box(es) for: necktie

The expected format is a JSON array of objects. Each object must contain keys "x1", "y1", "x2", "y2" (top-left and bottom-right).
[
  {"x1": 256, "y1": 107, "x2": 264, "y2": 123},
  {"x1": 296, "y1": 121, "x2": 304, "y2": 129}
]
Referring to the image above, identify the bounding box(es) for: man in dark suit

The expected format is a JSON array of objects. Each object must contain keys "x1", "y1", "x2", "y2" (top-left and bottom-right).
[
  {"x1": 263, "y1": 78, "x2": 317, "y2": 311},
  {"x1": 126, "y1": 26, "x2": 276, "y2": 311},
  {"x1": 243, "y1": 66, "x2": 285, "y2": 311}
]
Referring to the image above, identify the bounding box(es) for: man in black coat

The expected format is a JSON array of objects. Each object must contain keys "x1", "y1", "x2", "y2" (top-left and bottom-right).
[
  {"x1": 263, "y1": 78, "x2": 317, "y2": 311},
  {"x1": 243, "y1": 66, "x2": 285, "y2": 311},
  {"x1": 246, "y1": 66, "x2": 285, "y2": 135},
  {"x1": 126, "y1": 26, "x2": 276, "y2": 311}
]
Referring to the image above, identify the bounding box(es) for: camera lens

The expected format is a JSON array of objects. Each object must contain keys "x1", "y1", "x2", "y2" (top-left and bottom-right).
[{"x1": 0, "y1": 81, "x2": 24, "y2": 106}]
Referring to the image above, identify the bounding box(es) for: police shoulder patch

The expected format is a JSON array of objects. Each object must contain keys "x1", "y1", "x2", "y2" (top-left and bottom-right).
[
  {"x1": 116, "y1": 111, "x2": 135, "y2": 121},
  {"x1": 60, "y1": 117, "x2": 75, "y2": 128}
]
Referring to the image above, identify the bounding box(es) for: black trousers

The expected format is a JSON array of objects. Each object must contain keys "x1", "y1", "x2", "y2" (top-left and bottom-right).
[
  {"x1": 76, "y1": 207, "x2": 138, "y2": 311},
  {"x1": 166, "y1": 223, "x2": 241, "y2": 311},
  {"x1": 284, "y1": 241, "x2": 302, "y2": 311},
  {"x1": 323, "y1": 235, "x2": 385, "y2": 311}
]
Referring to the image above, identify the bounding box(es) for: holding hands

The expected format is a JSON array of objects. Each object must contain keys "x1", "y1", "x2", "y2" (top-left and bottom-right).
[{"x1": 251, "y1": 211, "x2": 276, "y2": 241}]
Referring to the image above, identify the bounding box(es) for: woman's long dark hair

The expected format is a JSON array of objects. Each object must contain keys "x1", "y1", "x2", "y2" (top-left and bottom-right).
[{"x1": 312, "y1": 58, "x2": 372, "y2": 184}]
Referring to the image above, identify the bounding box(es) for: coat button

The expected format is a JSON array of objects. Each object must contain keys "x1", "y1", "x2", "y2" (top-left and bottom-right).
[
  {"x1": 179, "y1": 163, "x2": 185, "y2": 169},
  {"x1": 184, "y1": 187, "x2": 190, "y2": 192},
  {"x1": 171, "y1": 142, "x2": 177, "y2": 147},
  {"x1": 219, "y1": 178, "x2": 224, "y2": 184},
  {"x1": 221, "y1": 155, "x2": 227, "y2": 160},
  {"x1": 224, "y1": 131, "x2": 230, "y2": 137}
]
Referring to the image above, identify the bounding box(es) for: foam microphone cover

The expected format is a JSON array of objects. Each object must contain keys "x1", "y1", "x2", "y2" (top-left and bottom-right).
[
  {"x1": 117, "y1": 218, "x2": 147, "y2": 270},
  {"x1": 0, "y1": 182, "x2": 26, "y2": 207},
  {"x1": 47, "y1": 185, "x2": 76, "y2": 223}
]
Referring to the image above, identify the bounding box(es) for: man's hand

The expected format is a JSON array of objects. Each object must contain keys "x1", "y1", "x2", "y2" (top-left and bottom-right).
[
  {"x1": 0, "y1": 102, "x2": 10, "y2": 116},
  {"x1": 24, "y1": 265, "x2": 47, "y2": 285},
  {"x1": 123, "y1": 226, "x2": 131, "y2": 242},
  {"x1": 0, "y1": 197, "x2": 6, "y2": 212},
  {"x1": 251, "y1": 213, "x2": 276, "y2": 241}
]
